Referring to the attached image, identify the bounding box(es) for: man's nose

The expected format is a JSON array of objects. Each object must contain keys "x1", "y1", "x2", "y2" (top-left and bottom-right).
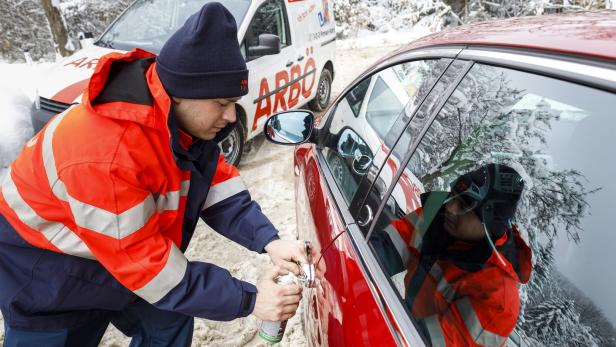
[
  {"x1": 445, "y1": 199, "x2": 460, "y2": 214},
  {"x1": 223, "y1": 104, "x2": 237, "y2": 123}
]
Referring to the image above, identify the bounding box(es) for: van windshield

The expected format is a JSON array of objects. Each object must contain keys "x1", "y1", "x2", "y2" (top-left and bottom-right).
[{"x1": 96, "y1": 0, "x2": 251, "y2": 53}]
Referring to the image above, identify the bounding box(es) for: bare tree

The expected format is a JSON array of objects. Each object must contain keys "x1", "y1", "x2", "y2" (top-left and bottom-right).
[{"x1": 40, "y1": 0, "x2": 74, "y2": 57}]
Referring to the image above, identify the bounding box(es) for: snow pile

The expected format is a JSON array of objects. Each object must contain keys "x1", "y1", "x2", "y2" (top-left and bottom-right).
[
  {"x1": 0, "y1": 88, "x2": 32, "y2": 177},
  {"x1": 0, "y1": 62, "x2": 53, "y2": 180}
]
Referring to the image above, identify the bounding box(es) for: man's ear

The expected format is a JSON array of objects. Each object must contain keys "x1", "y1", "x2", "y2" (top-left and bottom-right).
[{"x1": 171, "y1": 96, "x2": 182, "y2": 105}]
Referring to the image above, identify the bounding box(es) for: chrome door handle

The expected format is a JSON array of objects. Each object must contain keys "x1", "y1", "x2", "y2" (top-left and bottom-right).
[{"x1": 357, "y1": 204, "x2": 373, "y2": 227}]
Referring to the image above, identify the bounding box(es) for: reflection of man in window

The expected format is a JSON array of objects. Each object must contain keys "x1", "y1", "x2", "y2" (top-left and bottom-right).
[{"x1": 371, "y1": 164, "x2": 532, "y2": 346}]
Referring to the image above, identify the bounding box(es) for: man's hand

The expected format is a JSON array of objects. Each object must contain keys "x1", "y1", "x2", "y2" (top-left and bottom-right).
[
  {"x1": 264, "y1": 239, "x2": 309, "y2": 275},
  {"x1": 253, "y1": 267, "x2": 302, "y2": 321}
]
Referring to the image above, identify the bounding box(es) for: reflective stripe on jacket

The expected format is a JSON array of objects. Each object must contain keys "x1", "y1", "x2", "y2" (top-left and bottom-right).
[
  {"x1": 0, "y1": 49, "x2": 278, "y2": 329},
  {"x1": 372, "y1": 208, "x2": 532, "y2": 347}
]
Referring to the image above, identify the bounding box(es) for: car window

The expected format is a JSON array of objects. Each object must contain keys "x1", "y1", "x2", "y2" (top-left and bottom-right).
[
  {"x1": 97, "y1": 0, "x2": 251, "y2": 52},
  {"x1": 243, "y1": 0, "x2": 290, "y2": 60},
  {"x1": 321, "y1": 59, "x2": 451, "y2": 205},
  {"x1": 357, "y1": 60, "x2": 468, "y2": 227},
  {"x1": 367, "y1": 62, "x2": 616, "y2": 346}
]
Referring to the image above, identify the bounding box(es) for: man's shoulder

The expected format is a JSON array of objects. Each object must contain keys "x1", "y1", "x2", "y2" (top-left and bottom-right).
[{"x1": 57, "y1": 104, "x2": 168, "y2": 170}]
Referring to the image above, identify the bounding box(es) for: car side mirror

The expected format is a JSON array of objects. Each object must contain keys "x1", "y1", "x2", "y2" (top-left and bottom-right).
[
  {"x1": 264, "y1": 111, "x2": 314, "y2": 145},
  {"x1": 352, "y1": 153, "x2": 372, "y2": 175},
  {"x1": 77, "y1": 31, "x2": 95, "y2": 48},
  {"x1": 248, "y1": 34, "x2": 281, "y2": 58}
]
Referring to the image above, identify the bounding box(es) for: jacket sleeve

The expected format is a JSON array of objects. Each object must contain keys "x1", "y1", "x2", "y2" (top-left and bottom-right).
[
  {"x1": 59, "y1": 162, "x2": 256, "y2": 320},
  {"x1": 419, "y1": 275, "x2": 517, "y2": 347},
  {"x1": 200, "y1": 155, "x2": 279, "y2": 253}
]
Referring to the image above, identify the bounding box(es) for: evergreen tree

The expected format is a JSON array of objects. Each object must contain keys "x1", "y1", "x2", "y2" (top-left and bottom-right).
[{"x1": 523, "y1": 298, "x2": 599, "y2": 346}]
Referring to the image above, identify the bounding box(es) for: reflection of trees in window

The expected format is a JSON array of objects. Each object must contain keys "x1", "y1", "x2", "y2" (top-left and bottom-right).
[
  {"x1": 522, "y1": 296, "x2": 599, "y2": 347},
  {"x1": 413, "y1": 64, "x2": 607, "y2": 345},
  {"x1": 520, "y1": 268, "x2": 616, "y2": 346},
  {"x1": 250, "y1": 2, "x2": 282, "y2": 47}
]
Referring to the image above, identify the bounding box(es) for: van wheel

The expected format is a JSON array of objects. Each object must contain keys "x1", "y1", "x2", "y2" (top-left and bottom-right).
[
  {"x1": 219, "y1": 118, "x2": 245, "y2": 167},
  {"x1": 309, "y1": 68, "x2": 332, "y2": 112}
]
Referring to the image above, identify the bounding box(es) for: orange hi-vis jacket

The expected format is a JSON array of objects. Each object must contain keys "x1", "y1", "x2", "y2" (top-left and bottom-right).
[
  {"x1": 375, "y1": 207, "x2": 532, "y2": 347},
  {"x1": 0, "y1": 49, "x2": 278, "y2": 329}
]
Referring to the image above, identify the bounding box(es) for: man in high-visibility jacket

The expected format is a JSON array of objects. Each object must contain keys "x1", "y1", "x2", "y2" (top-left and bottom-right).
[
  {"x1": 371, "y1": 164, "x2": 532, "y2": 346},
  {"x1": 0, "y1": 3, "x2": 307, "y2": 346}
]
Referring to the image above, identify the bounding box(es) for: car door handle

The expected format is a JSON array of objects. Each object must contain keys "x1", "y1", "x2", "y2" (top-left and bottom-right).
[
  {"x1": 286, "y1": 61, "x2": 294, "y2": 67},
  {"x1": 297, "y1": 55, "x2": 305, "y2": 62},
  {"x1": 357, "y1": 205, "x2": 373, "y2": 227}
]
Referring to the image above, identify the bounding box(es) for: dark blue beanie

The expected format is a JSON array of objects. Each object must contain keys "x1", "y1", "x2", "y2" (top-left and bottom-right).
[{"x1": 156, "y1": 2, "x2": 249, "y2": 99}]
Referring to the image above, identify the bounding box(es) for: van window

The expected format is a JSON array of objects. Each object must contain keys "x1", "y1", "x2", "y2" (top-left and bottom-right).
[
  {"x1": 97, "y1": 0, "x2": 251, "y2": 53},
  {"x1": 243, "y1": 0, "x2": 291, "y2": 60}
]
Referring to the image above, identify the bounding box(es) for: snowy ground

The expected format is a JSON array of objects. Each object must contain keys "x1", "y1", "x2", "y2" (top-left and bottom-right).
[{"x1": 0, "y1": 40, "x2": 406, "y2": 346}]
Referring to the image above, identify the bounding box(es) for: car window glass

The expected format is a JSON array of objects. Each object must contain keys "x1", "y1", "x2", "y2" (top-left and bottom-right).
[
  {"x1": 245, "y1": 0, "x2": 289, "y2": 54},
  {"x1": 368, "y1": 63, "x2": 616, "y2": 346},
  {"x1": 98, "y1": 0, "x2": 251, "y2": 52},
  {"x1": 321, "y1": 59, "x2": 450, "y2": 205},
  {"x1": 347, "y1": 78, "x2": 371, "y2": 117},
  {"x1": 360, "y1": 60, "x2": 468, "y2": 215}
]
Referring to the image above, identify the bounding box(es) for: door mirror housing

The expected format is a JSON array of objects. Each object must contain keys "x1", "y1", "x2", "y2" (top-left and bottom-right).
[
  {"x1": 248, "y1": 34, "x2": 281, "y2": 58},
  {"x1": 264, "y1": 111, "x2": 314, "y2": 145},
  {"x1": 77, "y1": 31, "x2": 95, "y2": 48}
]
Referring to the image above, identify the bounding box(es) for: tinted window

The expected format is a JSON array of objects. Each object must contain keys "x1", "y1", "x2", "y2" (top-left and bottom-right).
[
  {"x1": 321, "y1": 59, "x2": 450, "y2": 205},
  {"x1": 368, "y1": 63, "x2": 616, "y2": 346},
  {"x1": 98, "y1": 0, "x2": 250, "y2": 52}
]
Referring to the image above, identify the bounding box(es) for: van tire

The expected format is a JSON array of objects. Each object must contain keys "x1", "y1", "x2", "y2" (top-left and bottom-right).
[
  {"x1": 219, "y1": 117, "x2": 245, "y2": 167},
  {"x1": 309, "y1": 68, "x2": 332, "y2": 112}
]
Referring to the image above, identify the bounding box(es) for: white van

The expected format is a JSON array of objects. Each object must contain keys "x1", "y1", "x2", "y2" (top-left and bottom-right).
[{"x1": 31, "y1": 0, "x2": 336, "y2": 165}]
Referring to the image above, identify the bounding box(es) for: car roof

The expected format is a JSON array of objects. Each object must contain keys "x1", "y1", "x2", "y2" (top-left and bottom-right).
[{"x1": 394, "y1": 10, "x2": 616, "y2": 62}]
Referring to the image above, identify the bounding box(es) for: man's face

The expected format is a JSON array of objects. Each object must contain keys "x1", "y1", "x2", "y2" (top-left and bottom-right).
[
  {"x1": 443, "y1": 197, "x2": 485, "y2": 241},
  {"x1": 172, "y1": 96, "x2": 240, "y2": 140}
]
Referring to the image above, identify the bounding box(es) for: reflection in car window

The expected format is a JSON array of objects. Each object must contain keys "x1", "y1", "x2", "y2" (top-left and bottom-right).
[
  {"x1": 322, "y1": 59, "x2": 450, "y2": 205},
  {"x1": 368, "y1": 63, "x2": 616, "y2": 346},
  {"x1": 347, "y1": 78, "x2": 370, "y2": 117},
  {"x1": 97, "y1": 0, "x2": 250, "y2": 52},
  {"x1": 366, "y1": 76, "x2": 404, "y2": 139},
  {"x1": 363, "y1": 60, "x2": 467, "y2": 209},
  {"x1": 245, "y1": 0, "x2": 289, "y2": 52}
]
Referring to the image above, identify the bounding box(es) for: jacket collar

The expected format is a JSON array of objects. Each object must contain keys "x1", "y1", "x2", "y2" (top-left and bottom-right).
[{"x1": 83, "y1": 49, "x2": 168, "y2": 131}]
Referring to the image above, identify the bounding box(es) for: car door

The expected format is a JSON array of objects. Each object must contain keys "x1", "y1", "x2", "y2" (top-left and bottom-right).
[
  {"x1": 242, "y1": 0, "x2": 297, "y2": 136},
  {"x1": 361, "y1": 49, "x2": 616, "y2": 346},
  {"x1": 301, "y1": 49, "x2": 466, "y2": 346}
]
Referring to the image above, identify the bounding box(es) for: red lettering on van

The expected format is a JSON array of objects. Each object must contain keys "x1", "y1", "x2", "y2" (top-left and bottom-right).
[
  {"x1": 254, "y1": 78, "x2": 272, "y2": 130},
  {"x1": 64, "y1": 57, "x2": 99, "y2": 69},
  {"x1": 288, "y1": 65, "x2": 302, "y2": 108},
  {"x1": 302, "y1": 57, "x2": 316, "y2": 98},
  {"x1": 274, "y1": 70, "x2": 289, "y2": 112},
  {"x1": 65, "y1": 57, "x2": 87, "y2": 67},
  {"x1": 252, "y1": 56, "x2": 318, "y2": 131},
  {"x1": 81, "y1": 58, "x2": 99, "y2": 69}
]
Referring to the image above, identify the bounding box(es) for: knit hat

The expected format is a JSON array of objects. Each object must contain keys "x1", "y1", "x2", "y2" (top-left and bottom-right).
[
  {"x1": 156, "y1": 2, "x2": 249, "y2": 99},
  {"x1": 448, "y1": 164, "x2": 524, "y2": 239}
]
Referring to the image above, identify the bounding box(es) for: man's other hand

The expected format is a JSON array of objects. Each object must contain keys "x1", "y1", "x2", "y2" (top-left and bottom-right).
[
  {"x1": 253, "y1": 267, "x2": 302, "y2": 321},
  {"x1": 264, "y1": 239, "x2": 309, "y2": 275}
]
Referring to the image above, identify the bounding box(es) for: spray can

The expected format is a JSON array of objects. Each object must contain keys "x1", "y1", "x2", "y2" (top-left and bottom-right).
[{"x1": 258, "y1": 273, "x2": 297, "y2": 343}]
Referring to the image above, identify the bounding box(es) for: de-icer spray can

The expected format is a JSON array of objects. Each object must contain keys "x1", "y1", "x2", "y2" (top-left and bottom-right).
[{"x1": 258, "y1": 273, "x2": 297, "y2": 343}]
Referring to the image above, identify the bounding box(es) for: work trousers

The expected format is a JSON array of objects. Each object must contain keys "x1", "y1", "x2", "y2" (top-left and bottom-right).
[{"x1": 2, "y1": 299, "x2": 194, "y2": 347}]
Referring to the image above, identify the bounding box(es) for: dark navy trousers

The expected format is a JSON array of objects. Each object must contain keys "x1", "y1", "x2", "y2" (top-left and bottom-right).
[{"x1": 3, "y1": 299, "x2": 194, "y2": 347}]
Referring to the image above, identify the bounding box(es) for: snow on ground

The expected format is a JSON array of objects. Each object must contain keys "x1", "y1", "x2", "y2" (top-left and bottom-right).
[
  {"x1": 0, "y1": 35, "x2": 413, "y2": 345},
  {"x1": 0, "y1": 62, "x2": 53, "y2": 180}
]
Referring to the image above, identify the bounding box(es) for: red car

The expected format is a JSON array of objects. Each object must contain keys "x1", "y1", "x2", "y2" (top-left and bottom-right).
[{"x1": 266, "y1": 11, "x2": 616, "y2": 347}]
